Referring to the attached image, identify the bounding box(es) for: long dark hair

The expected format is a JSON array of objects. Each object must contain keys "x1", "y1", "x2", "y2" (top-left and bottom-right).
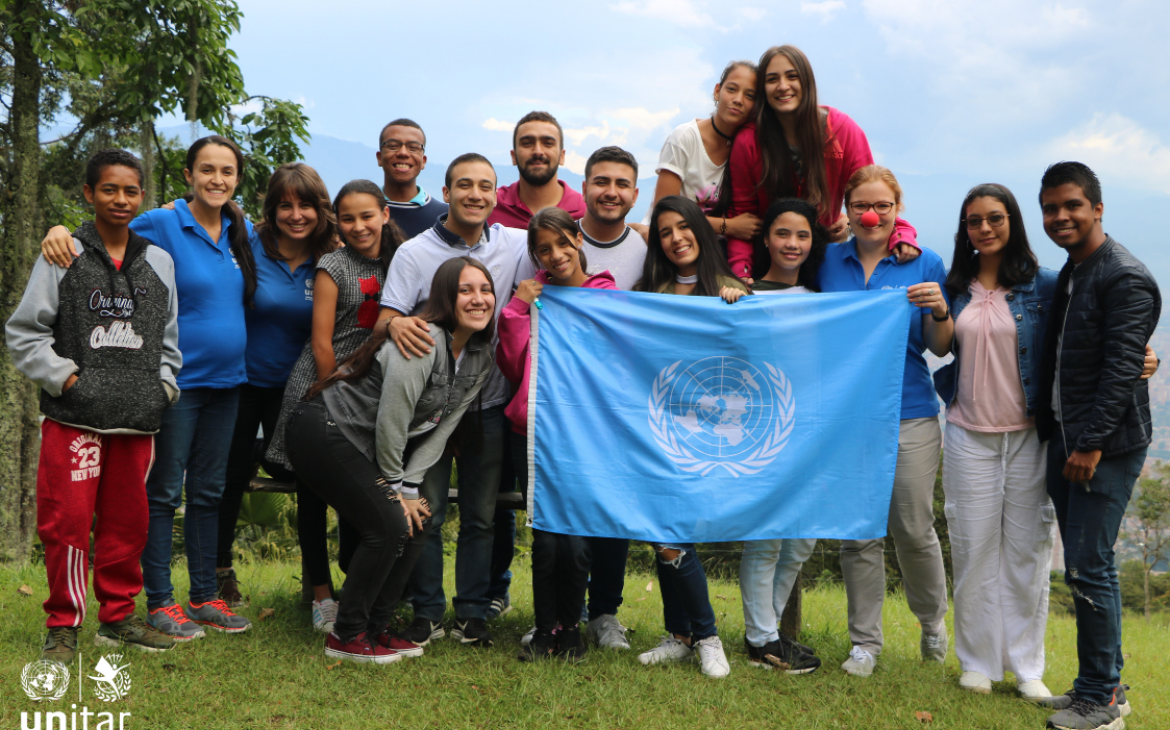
[
  {"x1": 527, "y1": 207, "x2": 589, "y2": 273},
  {"x1": 257, "y1": 163, "x2": 337, "y2": 263},
  {"x1": 332, "y1": 179, "x2": 406, "y2": 274},
  {"x1": 304, "y1": 256, "x2": 496, "y2": 400},
  {"x1": 754, "y1": 45, "x2": 830, "y2": 221},
  {"x1": 636, "y1": 196, "x2": 739, "y2": 297},
  {"x1": 944, "y1": 183, "x2": 1038, "y2": 298},
  {"x1": 185, "y1": 135, "x2": 257, "y2": 306},
  {"x1": 761, "y1": 198, "x2": 827, "y2": 292},
  {"x1": 710, "y1": 59, "x2": 758, "y2": 219}
]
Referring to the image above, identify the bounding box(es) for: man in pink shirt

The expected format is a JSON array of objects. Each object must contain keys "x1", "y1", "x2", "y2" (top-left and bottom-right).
[{"x1": 488, "y1": 111, "x2": 586, "y2": 229}]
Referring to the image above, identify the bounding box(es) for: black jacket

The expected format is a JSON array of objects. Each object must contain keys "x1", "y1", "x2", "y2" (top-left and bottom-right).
[{"x1": 1037, "y1": 236, "x2": 1161, "y2": 457}]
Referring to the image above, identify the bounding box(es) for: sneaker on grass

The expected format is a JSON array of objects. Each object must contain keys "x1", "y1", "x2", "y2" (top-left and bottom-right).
[
  {"x1": 486, "y1": 594, "x2": 512, "y2": 620},
  {"x1": 694, "y1": 636, "x2": 730, "y2": 678},
  {"x1": 325, "y1": 631, "x2": 400, "y2": 665},
  {"x1": 585, "y1": 614, "x2": 630, "y2": 650},
  {"x1": 959, "y1": 670, "x2": 993, "y2": 694},
  {"x1": 186, "y1": 599, "x2": 251, "y2": 633},
  {"x1": 1017, "y1": 679, "x2": 1052, "y2": 700},
  {"x1": 147, "y1": 603, "x2": 206, "y2": 641},
  {"x1": 556, "y1": 625, "x2": 586, "y2": 663},
  {"x1": 402, "y1": 617, "x2": 445, "y2": 647},
  {"x1": 215, "y1": 568, "x2": 248, "y2": 609},
  {"x1": 1043, "y1": 687, "x2": 1131, "y2": 718},
  {"x1": 373, "y1": 628, "x2": 424, "y2": 658},
  {"x1": 518, "y1": 629, "x2": 555, "y2": 662},
  {"x1": 920, "y1": 625, "x2": 948, "y2": 663},
  {"x1": 41, "y1": 626, "x2": 79, "y2": 665},
  {"x1": 312, "y1": 598, "x2": 339, "y2": 633},
  {"x1": 519, "y1": 626, "x2": 538, "y2": 647},
  {"x1": 451, "y1": 618, "x2": 493, "y2": 647},
  {"x1": 841, "y1": 646, "x2": 876, "y2": 677},
  {"x1": 96, "y1": 614, "x2": 175, "y2": 653},
  {"x1": 638, "y1": 636, "x2": 693, "y2": 666},
  {"x1": 1045, "y1": 697, "x2": 1125, "y2": 730},
  {"x1": 745, "y1": 635, "x2": 821, "y2": 675}
]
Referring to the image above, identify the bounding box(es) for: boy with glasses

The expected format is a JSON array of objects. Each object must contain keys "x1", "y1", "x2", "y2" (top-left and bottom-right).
[{"x1": 377, "y1": 118, "x2": 448, "y2": 238}]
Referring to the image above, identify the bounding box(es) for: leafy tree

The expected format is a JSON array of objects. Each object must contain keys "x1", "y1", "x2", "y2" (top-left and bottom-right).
[{"x1": 1124, "y1": 461, "x2": 1170, "y2": 619}]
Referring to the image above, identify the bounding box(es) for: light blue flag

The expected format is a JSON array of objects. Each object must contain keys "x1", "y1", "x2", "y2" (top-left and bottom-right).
[{"x1": 526, "y1": 286, "x2": 911, "y2": 543}]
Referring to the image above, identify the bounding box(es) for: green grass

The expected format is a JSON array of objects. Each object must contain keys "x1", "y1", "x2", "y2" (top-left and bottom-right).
[{"x1": 2, "y1": 557, "x2": 1167, "y2": 729}]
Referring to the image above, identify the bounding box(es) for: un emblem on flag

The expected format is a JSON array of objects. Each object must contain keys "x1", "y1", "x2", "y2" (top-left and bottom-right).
[{"x1": 648, "y1": 357, "x2": 795, "y2": 477}]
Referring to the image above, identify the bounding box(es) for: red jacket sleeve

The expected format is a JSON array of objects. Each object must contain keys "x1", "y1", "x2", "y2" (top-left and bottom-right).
[
  {"x1": 495, "y1": 296, "x2": 531, "y2": 385},
  {"x1": 727, "y1": 123, "x2": 763, "y2": 279}
]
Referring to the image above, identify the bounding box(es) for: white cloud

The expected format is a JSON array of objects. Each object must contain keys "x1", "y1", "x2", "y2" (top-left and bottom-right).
[
  {"x1": 740, "y1": 6, "x2": 767, "y2": 21},
  {"x1": 563, "y1": 121, "x2": 611, "y2": 147},
  {"x1": 609, "y1": 107, "x2": 680, "y2": 130},
  {"x1": 1050, "y1": 114, "x2": 1170, "y2": 194},
  {"x1": 482, "y1": 118, "x2": 514, "y2": 132},
  {"x1": 801, "y1": 1, "x2": 845, "y2": 22},
  {"x1": 563, "y1": 150, "x2": 589, "y2": 176},
  {"x1": 611, "y1": 0, "x2": 716, "y2": 28},
  {"x1": 229, "y1": 98, "x2": 264, "y2": 116}
]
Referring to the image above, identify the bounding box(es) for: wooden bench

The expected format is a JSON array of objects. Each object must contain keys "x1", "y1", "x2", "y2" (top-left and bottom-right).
[{"x1": 247, "y1": 477, "x2": 527, "y2": 509}]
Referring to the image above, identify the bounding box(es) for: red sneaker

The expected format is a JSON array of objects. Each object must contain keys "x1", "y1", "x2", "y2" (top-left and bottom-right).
[
  {"x1": 373, "y1": 629, "x2": 424, "y2": 658},
  {"x1": 325, "y1": 632, "x2": 401, "y2": 665}
]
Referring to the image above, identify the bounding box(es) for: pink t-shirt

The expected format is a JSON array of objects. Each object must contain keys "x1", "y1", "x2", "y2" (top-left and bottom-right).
[
  {"x1": 488, "y1": 179, "x2": 586, "y2": 229},
  {"x1": 946, "y1": 281, "x2": 1034, "y2": 432}
]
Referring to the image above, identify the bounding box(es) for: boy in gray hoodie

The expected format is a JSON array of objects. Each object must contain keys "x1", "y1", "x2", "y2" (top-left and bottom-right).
[{"x1": 6, "y1": 149, "x2": 182, "y2": 663}]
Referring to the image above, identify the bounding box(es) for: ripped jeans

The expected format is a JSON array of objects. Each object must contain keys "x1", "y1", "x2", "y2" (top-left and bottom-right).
[{"x1": 652, "y1": 543, "x2": 717, "y2": 641}]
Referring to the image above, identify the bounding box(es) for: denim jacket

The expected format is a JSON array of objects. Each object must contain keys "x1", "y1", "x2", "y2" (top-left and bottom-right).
[{"x1": 933, "y1": 268, "x2": 1059, "y2": 419}]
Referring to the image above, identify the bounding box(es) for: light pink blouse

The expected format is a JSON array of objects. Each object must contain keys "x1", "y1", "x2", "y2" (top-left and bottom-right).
[{"x1": 947, "y1": 281, "x2": 1034, "y2": 433}]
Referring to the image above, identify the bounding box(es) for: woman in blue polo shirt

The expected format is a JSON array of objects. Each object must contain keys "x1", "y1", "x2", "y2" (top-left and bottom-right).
[
  {"x1": 40, "y1": 135, "x2": 259, "y2": 640},
  {"x1": 214, "y1": 163, "x2": 338, "y2": 608},
  {"x1": 816, "y1": 165, "x2": 954, "y2": 678}
]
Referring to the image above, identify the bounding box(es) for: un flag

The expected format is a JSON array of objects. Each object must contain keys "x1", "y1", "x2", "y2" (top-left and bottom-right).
[{"x1": 526, "y1": 286, "x2": 911, "y2": 543}]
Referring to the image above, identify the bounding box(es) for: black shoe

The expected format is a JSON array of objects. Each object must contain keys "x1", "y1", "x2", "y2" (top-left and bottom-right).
[
  {"x1": 744, "y1": 635, "x2": 821, "y2": 675},
  {"x1": 401, "y1": 616, "x2": 445, "y2": 647},
  {"x1": 453, "y1": 618, "x2": 493, "y2": 647},
  {"x1": 1045, "y1": 696, "x2": 1124, "y2": 730},
  {"x1": 215, "y1": 568, "x2": 248, "y2": 608},
  {"x1": 556, "y1": 625, "x2": 586, "y2": 663},
  {"x1": 518, "y1": 629, "x2": 555, "y2": 661}
]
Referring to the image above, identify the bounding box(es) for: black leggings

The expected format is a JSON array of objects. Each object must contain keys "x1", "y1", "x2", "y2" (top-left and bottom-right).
[{"x1": 286, "y1": 400, "x2": 429, "y2": 640}]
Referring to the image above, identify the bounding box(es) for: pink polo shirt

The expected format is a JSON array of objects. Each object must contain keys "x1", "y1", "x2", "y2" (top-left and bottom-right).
[
  {"x1": 947, "y1": 281, "x2": 1034, "y2": 433},
  {"x1": 488, "y1": 179, "x2": 586, "y2": 229}
]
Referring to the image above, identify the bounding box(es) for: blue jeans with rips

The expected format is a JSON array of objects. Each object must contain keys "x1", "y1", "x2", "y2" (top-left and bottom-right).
[
  {"x1": 1046, "y1": 438, "x2": 1146, "y2": 705},
  {"x1": 654, "y1": 543, "x2": 718, "y2": 641}
]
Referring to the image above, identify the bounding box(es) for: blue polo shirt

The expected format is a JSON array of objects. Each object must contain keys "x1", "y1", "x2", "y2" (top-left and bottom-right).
[
  {"x1": 244, "y1": 237, "x2": 316, "y2": 388},
  {"x1": 130, "y1": 200, "x2": 249, "y2": 389},
  {"x1": 817, "y1": 239, "x2": 950, "y2": 420}
]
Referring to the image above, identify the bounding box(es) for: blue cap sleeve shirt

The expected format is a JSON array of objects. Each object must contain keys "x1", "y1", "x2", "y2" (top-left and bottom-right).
[
  {"x1": 130, "y1": 199, "x2": 248, "y2": 389},
  {"x1": 816, "y1": 239, "x2": 950, "y2": 420},
  {"x1": 243, "y1": 236, "x2": 316, "y2": 388}
]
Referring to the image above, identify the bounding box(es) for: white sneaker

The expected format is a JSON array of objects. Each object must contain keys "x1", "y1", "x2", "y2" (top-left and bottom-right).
[
  {"x1": 638, "y1": 636, "x2": 693, "y2": 666},
  {"x1": 959, "y1": 670, "x2": 993, "y2": 694},
  {"x1": 841, "y1": 646, "x2": 876, "y2": 677},
  {"x1": 694, "y1": 635, "x2": 730, "y2": 678},
  {"x1": 585, "y1": 614, "x2": 630, "y2": 650},
  {"x1": 920, "y1": 626, "x2": 948, "y2": 663},
  {"x1": 312, "y1": 598, "x2": 339, "y2": 633},
  {"x1": 1017, "y1": 679, "x2": 1052, "y2": 699},
  {"x1": 520, "y1": 626, "x2": 537, "y2": 647}
]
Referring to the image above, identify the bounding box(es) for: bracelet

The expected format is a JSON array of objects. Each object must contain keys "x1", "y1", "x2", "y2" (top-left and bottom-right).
[
  {"x1": 931, "y1": 307, "x2": 950, "y2": 322},
  {"x1": 720, "y1": 218, "x2": 728, "y2": 235}
]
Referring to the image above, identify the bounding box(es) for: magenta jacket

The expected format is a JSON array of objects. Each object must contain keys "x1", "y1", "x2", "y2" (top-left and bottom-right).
[
  {"x1": 726, "y1": 107, "x2": 919, "y2": 279},
  {"x1": 497, "y1": 269, "x2": 618, "y2": 435},
  {"x1": 487, "y1": 180, "x2": 586, "y2": 230}
]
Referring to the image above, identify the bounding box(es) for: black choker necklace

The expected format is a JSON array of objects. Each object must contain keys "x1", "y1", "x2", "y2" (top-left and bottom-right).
[{"x1": 710, "y1": 116, "x2": 734, "y2": 143}]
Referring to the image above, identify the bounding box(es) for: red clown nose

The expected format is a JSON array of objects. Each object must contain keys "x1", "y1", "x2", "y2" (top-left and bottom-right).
[{"x1": 860, "y1": 210, "x2": 881, "y2": 228}]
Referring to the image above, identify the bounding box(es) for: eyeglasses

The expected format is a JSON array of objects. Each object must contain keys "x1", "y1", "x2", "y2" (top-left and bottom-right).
[
  {"x1": 848, "y1": 201, "x2": 895, "y2": 215},
  {"x1": 963, "y1": 213, "x2": 1009, "y2": 230},
  {"x1": 380, "y1": 139, "x2": 425, "y2": 153}
]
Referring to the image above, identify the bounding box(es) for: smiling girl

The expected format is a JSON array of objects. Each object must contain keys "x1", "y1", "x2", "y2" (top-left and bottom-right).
[
  {"x1": 496, "y1": 207, "x2": 618, "y2": 662},
  {"x1": 267, "y1": 179, "x2": 406, "y2": 631}
]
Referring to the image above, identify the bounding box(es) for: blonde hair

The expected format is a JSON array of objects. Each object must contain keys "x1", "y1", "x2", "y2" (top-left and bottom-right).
[{"x1": 843, "y1": 165, "x2": 903, "y2": 209}]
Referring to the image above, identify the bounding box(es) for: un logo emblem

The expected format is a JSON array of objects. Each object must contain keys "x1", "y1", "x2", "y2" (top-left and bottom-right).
[
  {"x1": 649, "y1": 357, "x2": 795, "y2": 476},
  {"x1": 21, "y1": 659, "x2": 70, "y2": 702}
]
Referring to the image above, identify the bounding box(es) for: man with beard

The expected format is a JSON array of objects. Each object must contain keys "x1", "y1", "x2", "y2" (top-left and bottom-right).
[
  {"x1": 577, "y1": 146, "x2": 646, "y2": 291},
  {"x1": 489, "y1": 111, "x2": 586, "y2": 229}
]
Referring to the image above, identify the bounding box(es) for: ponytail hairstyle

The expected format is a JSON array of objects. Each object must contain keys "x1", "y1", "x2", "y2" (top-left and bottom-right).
[
  {"x1": 637, "y1": 195, "x2": 740, "y2": 297},
  {"x1": 754, "y1": 45, "x2": 830, "y2": 221},
  {"x1": 332, "y1": 179, "x2": 407, "y2": 275},
  {"x1": 257, "y1": 163, "x2": 338, "y2": 263},
  {"x1": 945, "y1": 183, "x2": 1038, "y2": 298},
  {"x1": 526, "y1": 206, "x2": 589, "y2": 273},
  {"x1": 304, "y1": 256, "x2": 496, "y2": 400},
  {"x1": 185, "y1": 135, "x2": 257, "y2": 306},
  {"x1": 710, "y1": 59, "x2": 759, "y2": 219},
  {"x1": 760, "y1": 198, "x2": 828, "y2": 292}
]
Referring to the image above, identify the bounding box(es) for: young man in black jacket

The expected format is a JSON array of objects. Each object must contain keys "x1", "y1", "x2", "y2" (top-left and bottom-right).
[{"x1": 1035, "y1": 161, "x2": 1161, "y2": 730}]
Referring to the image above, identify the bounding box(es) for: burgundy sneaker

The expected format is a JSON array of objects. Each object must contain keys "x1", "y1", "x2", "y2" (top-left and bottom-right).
[
  {"x1": 373, "y1": 629, "x2": 424, "y2": 658},
  {"x1": 325, "y1": 631, "x2": 401, "y2": 665}
]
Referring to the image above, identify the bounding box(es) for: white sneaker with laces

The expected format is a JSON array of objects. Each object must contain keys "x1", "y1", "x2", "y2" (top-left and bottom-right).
[
  {"x1": 841, "y1": 646, "x2": 876, "y2": 677},
  {"x1": 638, "y1": 636, "x2": 694, "y2": 666},
  {"x1": 312, "y1": 598, "x2": 339, "y2": 633},
  {"x1": 694, "y1": 635, "x2": 730, "y2": 678},
  {"x1": 920, "y1": 626, "x2": 948, "y2": 663},
  {"x1": 1017, "y1": 679, "x2": 1052, "y2": 699},
  {"x1": 585, "y1": 614, "x2": 630, "y2": 650},
  {"x1": 960, "y1": 670, "x2": 993, "y2": 694},
  {"x1": 520, "y1": 626, "x2": 537, "y2": 647}
]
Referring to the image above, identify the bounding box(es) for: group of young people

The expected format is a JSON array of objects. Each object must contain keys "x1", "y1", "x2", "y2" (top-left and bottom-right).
[{"x1": 8, "y1": 44, "x2": 1161, "y2": 730}]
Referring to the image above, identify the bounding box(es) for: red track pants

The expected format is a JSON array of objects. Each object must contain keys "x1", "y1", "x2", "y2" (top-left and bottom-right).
[{"x1": 37, "y1": 419, "x2": 153, "y2": 628}]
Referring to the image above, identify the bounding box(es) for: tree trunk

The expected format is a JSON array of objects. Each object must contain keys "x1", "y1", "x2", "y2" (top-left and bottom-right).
[
  {"x1": 0, "y1": 6, "x2": 43, "y2": 562},
  {"x1": 140, "y1": 121, "x2": 157, "y2": 210},
  {"x1": 780, "y1": 573, "x2": 802, "y2": 639},
  {"x1": 1143, "y1": 561, "x2": 1151, "y2": 621}
]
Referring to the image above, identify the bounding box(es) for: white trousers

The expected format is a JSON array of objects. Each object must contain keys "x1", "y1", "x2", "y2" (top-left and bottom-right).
[{"x1": 942, "y1": 423, "x2": 1054, "y2": 682}]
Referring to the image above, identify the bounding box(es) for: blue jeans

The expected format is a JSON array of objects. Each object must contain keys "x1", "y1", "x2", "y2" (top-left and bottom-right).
[
  {"x1": 740, "y1": 538, "x2": 817, "y2": 646},
  {"x1": 587, "y1": 537, "x2": 630, "y2": 619},
  {"x1": 1046, "y1": 439, "x2": 1146, "y2": 705},
  {"x1": 142, "y1": 386, "x2": 240, "y2": 608},
  {"x1": 408, "y1": 405, "x2": 505, "y2": 621},
  {"x1": 654, "y1": 543, "x2": 718, "y2": 641}
]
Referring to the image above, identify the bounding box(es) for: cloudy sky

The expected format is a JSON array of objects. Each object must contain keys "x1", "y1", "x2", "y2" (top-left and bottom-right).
[{"x1": 178, "y1": 0, "x2": 1170, "y2": 280}]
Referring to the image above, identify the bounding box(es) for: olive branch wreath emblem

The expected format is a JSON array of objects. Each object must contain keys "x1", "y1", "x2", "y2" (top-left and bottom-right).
[{"x1": 647, "y1": 360, "x2": 795, "y2": 477}]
